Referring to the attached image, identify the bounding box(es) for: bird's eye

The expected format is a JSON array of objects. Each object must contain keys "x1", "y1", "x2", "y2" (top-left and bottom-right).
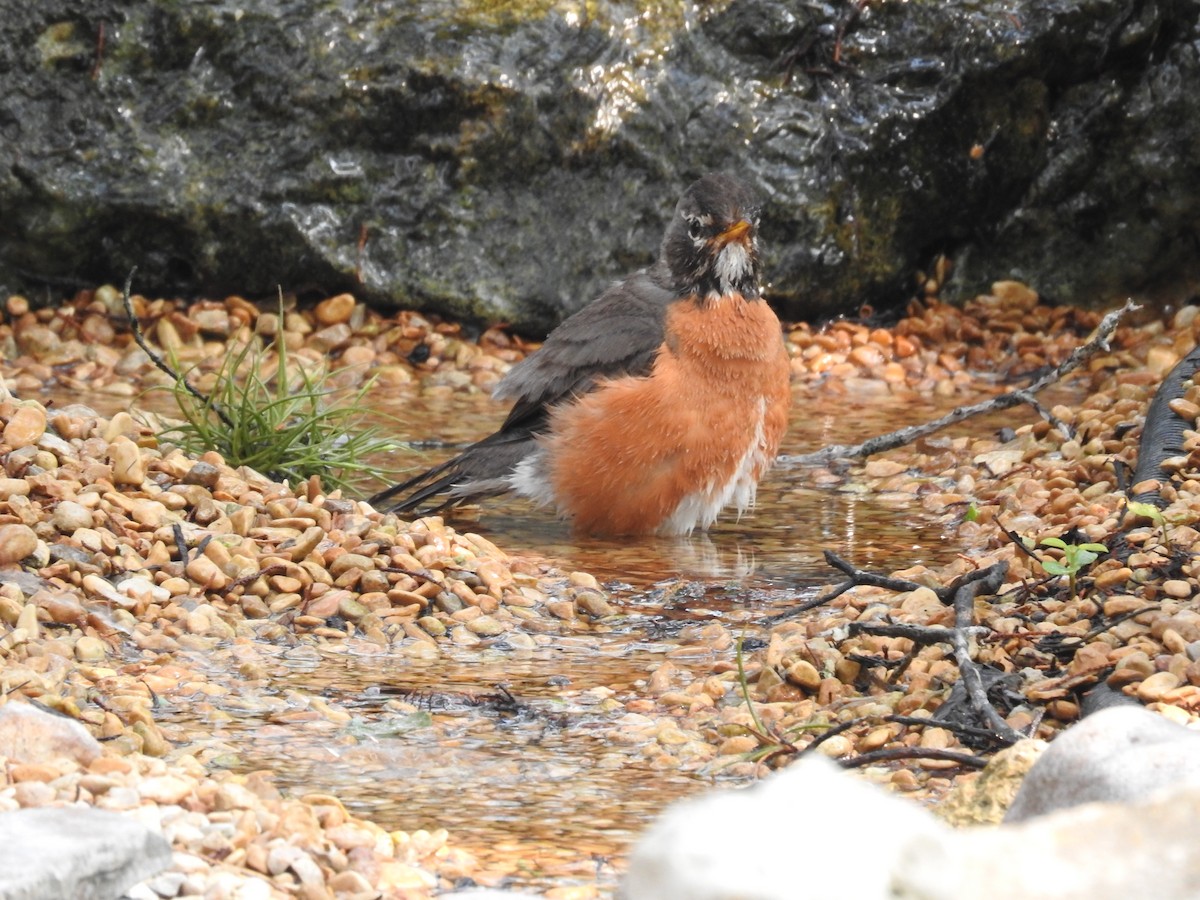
[{"x1": 687, "y1": 218, "x2": 703, "y2": 240}]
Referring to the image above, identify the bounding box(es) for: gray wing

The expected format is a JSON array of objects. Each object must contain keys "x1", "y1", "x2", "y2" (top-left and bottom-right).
[
  {"x1": 493, "y1": 263, "x2": 675, "y2": 430},
  {"x1": 370, "y1": 263, "x2": 676, "y2": 514}
]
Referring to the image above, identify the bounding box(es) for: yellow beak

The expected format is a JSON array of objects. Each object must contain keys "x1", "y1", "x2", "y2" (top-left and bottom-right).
[{"x1": 716, "y1": 218, "x2": 752, "y2": 247}]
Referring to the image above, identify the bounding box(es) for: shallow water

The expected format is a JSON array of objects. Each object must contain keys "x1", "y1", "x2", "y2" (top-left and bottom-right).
[
  {"x1": 60, "y1": 376, "x2": 1068, "y2": 892},
  {"x1": 376, "y1": 384, "x2": 973, "y2": 583},
  {"x1": 177, "y1": 380, "x2": 1002, "y2": 892}
]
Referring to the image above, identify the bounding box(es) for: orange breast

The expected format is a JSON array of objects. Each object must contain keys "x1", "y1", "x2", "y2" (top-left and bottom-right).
[{"x1": 543, "y1": 294, "x2": 791, "y2": 536}]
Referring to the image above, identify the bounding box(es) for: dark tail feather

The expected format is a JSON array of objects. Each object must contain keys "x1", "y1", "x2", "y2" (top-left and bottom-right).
[
  {"x1": 368, "y1": 456, "x2": 464, "y2": 513},
  {"x1": 369, "y1": 427, "x2": 541, "y2": 516}
]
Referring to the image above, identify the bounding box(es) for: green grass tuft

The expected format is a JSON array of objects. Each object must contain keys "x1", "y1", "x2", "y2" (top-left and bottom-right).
[{"x1": 151, "y1": 328, "x2": 404, "y2": 496}]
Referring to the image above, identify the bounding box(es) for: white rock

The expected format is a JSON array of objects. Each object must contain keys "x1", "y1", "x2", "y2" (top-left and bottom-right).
[
  {"x1": 897, "y1": 787, "x2": 1200, "y2": 899},
  {"x1": 1004, "y1": 705, "x2": 1200, "y2": 821},
  {"x1": 625, "y1": 757, "x2": 945, "y2": 899},
  {"x1": 0, "y1": 701, "x2": 101, "y2": 765},
  {"x1": 0, "y1": 806, "x2": 170, "y2": 899},
  {"x1": 626, "y1": 726, "x2": 1200, "y2": 900}
]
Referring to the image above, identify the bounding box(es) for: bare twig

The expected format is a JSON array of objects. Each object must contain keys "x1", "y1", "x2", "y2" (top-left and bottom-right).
[
  {"x1": 838, "y1": 747, "x2": 987, "y2": 770},
  {"x1": 767, "y1": 549, "x2": 1008, "y2": 627},
  {"x1": 764, "y1": 550, "x2": 927, "y2": 625},
  {"x1": 934, "y1": 563, "x2": 1010, "y2": 605},
  {"x1": 784, "y1": 552, "x2": 1023, "y2": 746},
  {"x1": 1009, "y1": 389, "x2": 1074, "y2": 439},
  {"x1": 761, "y1": 591, "x2": 842, "y2": 626},
  {"x1": 948, "y1": 562, "x2": 1024, "y2": 744},
  {"x1": 849, "y1": 621, "x2": 988, "y2": 644},
  {"x1": 884, "y1": 713, "x2": 1000, "y2": 744},
  {"x1": 824, "y1": 550, "x2": 927, "y2": 593},
  {"x1": 778, "y1": 300, "x2": 1137, "y2": 468},
  {"x1": 120, "y1": 268, "x2": 236, "y2": 430},
  {"x1": 798, "y1": 718, "x2": 857, "y2": 756}
]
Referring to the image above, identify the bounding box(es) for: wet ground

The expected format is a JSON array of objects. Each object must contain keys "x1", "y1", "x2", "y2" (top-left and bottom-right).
[
  {"x1": 17, "y1": 290, "x2": 1200, "y2": 898},
  {"x1": 122, "y1": 377, "x2": 1076, "y2": 893}
]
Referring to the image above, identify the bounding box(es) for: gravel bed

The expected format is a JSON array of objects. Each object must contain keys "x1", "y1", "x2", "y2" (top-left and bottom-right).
[{"x1": 0, "y1": 280, "x2": 1196, "y2": 896}]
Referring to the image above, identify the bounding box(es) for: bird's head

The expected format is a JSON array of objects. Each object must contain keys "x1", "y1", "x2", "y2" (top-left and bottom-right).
[{"x1": 661, "y1": 173, "x2": 763, "y2": 302}]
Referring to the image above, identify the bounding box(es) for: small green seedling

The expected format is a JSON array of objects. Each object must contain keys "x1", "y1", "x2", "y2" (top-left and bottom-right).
[
  {"x1": 1126, "y1": 500, "x2": 1166, "y2": 527},
  {"x1": 1124, "y1": 499, "x2": 1196, "y2": 551},
  {"x1": 1037, "y1": 536, "x2": 1108, "y2": 601}
]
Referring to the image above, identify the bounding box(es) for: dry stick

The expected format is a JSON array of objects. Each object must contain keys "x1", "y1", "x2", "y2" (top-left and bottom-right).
[
  {"x1": 803, "y1": 555, "x2": 1022, "y2": 746},
  {"x1": 948, "y1": 561, "x2": 1024, "y2": 745},
  {"x1": 886, "y1": 712, "x2": 998, "y2": 743},
  {"x1": 766, "y1": 548, "x2": 1000, "y2": 625},
  {"x1": 763, "y1": 549, "x2": 926, "y2": 625},
  {"x1": 839, "y1": 747, "x2": 987, "y2": 770},
  {"x1": 849, "y1": 621, "x2": 988, "y2": 645},
  {"x1": 119, "y1": 267, "x2": 236, "y2": 430},
  {"x1": 824, "y1": 548, "x2": 926, "y2": 594},
  {"x1": 777, "y1": 300, "x2": 1138, "y2": 469},
  {"x1": 803, "y1": 712, "x2": 1001, "y2": 763},
  {"x1": 799, "y1": 717, "x2": 859, "y2": 756}
]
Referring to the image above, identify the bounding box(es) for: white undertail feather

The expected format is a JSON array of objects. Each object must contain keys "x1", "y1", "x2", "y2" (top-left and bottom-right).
[{"x1": 507, "y1": 451, "x2": 555, "y2": 506}]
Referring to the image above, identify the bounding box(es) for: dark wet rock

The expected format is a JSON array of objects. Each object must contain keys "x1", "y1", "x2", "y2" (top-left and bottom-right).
[
  {"x1": 1129, "y1": 343, "x2": 1200, "y2": 507},
  {"x1": 1, "y1": 0, "x2": 1197, "y2": 332},
  {"x1": 0, "y1": 807, "x2": 171, "y2": 900},
  {"x1": 1004, "y1": 705, "x2": 1200, "y2": 822},
  {"x1": 182, "y1": 460, "x2": 221, "y2": 489},
  {"x1": 1079, "y1": 681, "x2": 1142, "y2": 716}
]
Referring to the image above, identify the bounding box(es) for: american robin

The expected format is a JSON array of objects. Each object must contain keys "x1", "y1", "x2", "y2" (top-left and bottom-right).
[{"x1": 370, "y1": 173, "x2": 791, "y2": 536}]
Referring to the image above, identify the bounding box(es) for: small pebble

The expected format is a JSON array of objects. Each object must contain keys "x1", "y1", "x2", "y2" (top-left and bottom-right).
[
  {"x1": 3, "y1": 406, "x2": 46, "y2": 449},
  {"x1": 108, "y1": 436, "x2": 146, "y2": 485},
  {"x1": 0, "y1": 524, "x2": 38, "y2": 565}
]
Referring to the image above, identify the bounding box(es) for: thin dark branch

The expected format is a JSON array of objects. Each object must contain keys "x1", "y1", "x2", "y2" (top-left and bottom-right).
[
  {"x1": 798, "y1": 552, "x2": 1023, "y2": 746},
  {"x1": 799, "y1": 712, "x2": 1004, "y2": 763},
  {"x1": 846, "y1": 652, "x2": 906, "y2": 670},
  {"x1": 825, "y1": 550, "x2": 927, "y2": 593},
  {"x1": 121, "y1": 268, "x2": 236, "y2": 430},
  {"x1": 380, "y1": 566, "x2": 441, "y2": 584},
  {"x1": 1009, "y1": 389, "x2": 1074, "y2": 439},
  {"x1": 1000, "y1": 526, "x2": 1045, "y2": 564},
  {"x1": 949, "y1": 563, "x2": 1024, "y2": 744},
  {"x1": 797, "y1": 718, "x2": 858, "y2": 756},
  {"x1": 766, "y1": 548, "x2": 1000, "y2": 627},
  {"x1": 934, "y1": 562, "x2": 1011, "y2": 604},
  {"x1": 763, "y1": 550, "x2": 927, "y2": 625},
  {"x1": 884, "y1": 713, "x2": 1001, "y2": 744},
  {"x1": 761, "y1": 590, "x2": 843, "y2": 625},
  {"x1": 838, "y1": 747, "x2": 987, "y2": 770},
  {"x1": 228, "y1": 564, "x2": 288, "y2": 590},
  {"x1": 778, "y1": 300, "x2": 1137, "y2": 468}
]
